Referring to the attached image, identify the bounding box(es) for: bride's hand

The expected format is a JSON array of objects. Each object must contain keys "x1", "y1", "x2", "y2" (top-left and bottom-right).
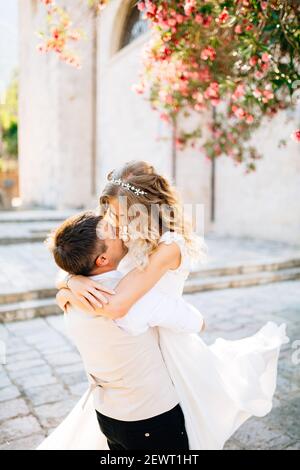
[
  {"x1": 66, "y1": 275, "x2": 116, "y2": 310},
  {"x1": 56, "y1": 289, "x2": 75, "y2": 312}
]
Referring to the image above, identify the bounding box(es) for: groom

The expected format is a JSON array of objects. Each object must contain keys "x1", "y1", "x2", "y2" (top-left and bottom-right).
[{"x1": 49, "y1": 212, "x2": 203, "y2": 450}]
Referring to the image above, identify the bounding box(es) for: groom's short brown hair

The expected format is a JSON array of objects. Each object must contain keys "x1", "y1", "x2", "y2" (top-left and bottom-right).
[{"x1": 47, "y1": 211, "x2": 107, "y2": 276}]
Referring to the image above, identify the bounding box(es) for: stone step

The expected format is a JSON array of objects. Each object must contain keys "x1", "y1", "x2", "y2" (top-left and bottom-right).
[
  {"x1": 0, "y1": 297, "x2": 61, "y2": 323},
  {"x1": 0, "y1": 235, "x2": 48, "y2": 245},
  {"x1": 185, "y1": 266, "x2": 300, "y2": 293},
  {"x1": 2, "y1": 257, "x2": 299, "y2": 306},
  {"x1": 0, "y1": 288, "x2": 57, "y2": 306},
  {"x1": 1, "y1": 266, "x2": 300, "y2": 323},
  {"x1": 190, "y1": 257, "x2": 300, "y2": 279},
  {"x1": 0, "y1": 210, "x2": 76, "y2": 223}
]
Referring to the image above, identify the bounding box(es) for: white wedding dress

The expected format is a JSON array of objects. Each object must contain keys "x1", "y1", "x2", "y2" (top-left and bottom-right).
[{"x1": 38, "y1": 232, "x2": 289, "y2": 450}]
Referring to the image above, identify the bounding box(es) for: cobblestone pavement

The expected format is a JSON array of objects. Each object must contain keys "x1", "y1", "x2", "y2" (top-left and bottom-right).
[
  {"x1": 1, "y1": 234, "x2": 299, "y2": 296},
  {"x1": 0, "y1": 280, "x2": 299, "y2": 450}
]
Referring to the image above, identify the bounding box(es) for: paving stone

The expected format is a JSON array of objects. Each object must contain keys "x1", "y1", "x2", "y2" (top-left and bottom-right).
[
  {"x1": 6, "y1": 350, "x2": 42, "y2": 363},
  {"x1": 38, "y1": 344, "x2": 74, "y2": 356},
  {"x1": 44, "y1": 351, "x2": 81, "y2": 367},
  {"x1": 8, "y1": 364, "x2": 52, "y2": 380},
  {"x1": 55, "y1": 362, "x2": 84, "y2": 375},
  {"x1": 34, "y1": 399, "x2": 78, "y2": 428},
  {"x1": 0, "y1": 398, "x2": 30, "y2": 421},
  {"x1": 0, "y1": 324, "x2": 9, "y2": 341},
  {"x1": 0, "y1": 415, "x2": 42, "y2": 444},
  {"x1": 35, "y1": 343, "x2": 71, "y2": 356},
  {"x1": 0, "y1": 385, "x2": 20, "y2": 402},
  {"x1": 14, "y1": 373, "x2": 58, "y2": 390},
  {"x1": 0, "y1": 433, "x2": 46, "y2": 450},
  {"x1": 265, "y1": 397, "x2": 300, "y2": 442},
  {"x1": 5, "y1": 318, "x2": 49, "y2": 336},
  {"x1": 60, "y1": 370, "x2": 88, "y2": 387},
  {"x1": 283, "y1": 442, "x2": 300, "y2": 450},
  {"x1": 5, "y1": 358, "x2": 46, "y2": 372},
  {"x1": 0, "y1": 370, "x2": 11, "y2": 389},
  {"x1": 231, "y1": 417, "x2": 294, "y2": 450},
  {"x1": 46, "y1": 315, "x2": 66, "y2": 334},
  {"x1": 23, "y1": 332, "x2": 66, "y2": 348},
  {"x1": 5, "y1": 339, "x2": 31, "y2": 356},
  {"x1": 69, "y1": 382, "x2": 88, "y2": 397},
  {"x1": 224, "y1": 439, "x2": 245, "y2": 450},
  {"x1": 0, "y1": 276, "x2": 299, "y2": 449},
  {"x1": 24, "y1": 383, "x2": 70, "y2": 406}
]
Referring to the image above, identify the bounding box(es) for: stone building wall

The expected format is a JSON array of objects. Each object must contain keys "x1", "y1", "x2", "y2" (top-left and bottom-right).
[
  {"x1": 19, "y1": 0, "x2": 95, "y2": 209},
  {"x1": 18, "y1": 0, "x2": 300, "y2": 244}
]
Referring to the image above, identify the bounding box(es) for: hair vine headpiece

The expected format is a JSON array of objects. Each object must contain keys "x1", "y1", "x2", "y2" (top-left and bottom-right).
[{"x1": 110, "y1": 178, "x2": 148, "y2": 196}]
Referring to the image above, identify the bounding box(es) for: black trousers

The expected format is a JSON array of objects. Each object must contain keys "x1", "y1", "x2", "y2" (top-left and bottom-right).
[{"x1": 96, "y1": 404, "x2": 189, "y2": 450}]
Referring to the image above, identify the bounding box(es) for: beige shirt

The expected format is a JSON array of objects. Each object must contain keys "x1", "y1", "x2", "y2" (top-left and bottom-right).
[{"x1": 65, "y1": 271, "x2": 180, "y2": 421}]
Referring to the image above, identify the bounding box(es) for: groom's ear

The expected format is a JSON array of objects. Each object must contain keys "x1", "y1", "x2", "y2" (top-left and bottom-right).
[{"x1": 95, "y1": 254, "x2": 109, "y2": 267}]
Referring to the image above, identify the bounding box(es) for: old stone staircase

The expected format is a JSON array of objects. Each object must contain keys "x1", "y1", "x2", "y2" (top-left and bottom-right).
[
  {"x1": 1, "y1": 256, "x2": 300, "y2": 323},
  {"x1": 0, "y1": 211, "x2": 299, "y2": 322}
]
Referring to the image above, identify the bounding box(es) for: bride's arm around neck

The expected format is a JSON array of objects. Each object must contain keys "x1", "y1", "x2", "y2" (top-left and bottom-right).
[{"x1": 63, "y1": 242, "x2": 182, "y2": 320}]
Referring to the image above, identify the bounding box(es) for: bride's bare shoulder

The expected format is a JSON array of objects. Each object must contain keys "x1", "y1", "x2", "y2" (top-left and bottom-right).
[{"x1": 152, "y1": 238, "x2": 181, "y2": 270}]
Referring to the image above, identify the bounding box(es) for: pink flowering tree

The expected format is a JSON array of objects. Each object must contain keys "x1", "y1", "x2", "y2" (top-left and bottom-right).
[{"x1": 39, "y1": 0, "x2": 300, "y2": 171}]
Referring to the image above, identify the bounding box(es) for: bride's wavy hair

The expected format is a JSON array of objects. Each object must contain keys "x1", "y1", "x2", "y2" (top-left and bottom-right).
[{"x1": 99, "y1": 160, "x2": 206, "y2": 269}]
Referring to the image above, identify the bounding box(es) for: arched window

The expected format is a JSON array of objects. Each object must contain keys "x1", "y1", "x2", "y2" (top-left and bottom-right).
[{"x1": 120, "y1": 4, "x2": 149, "y2": 50}]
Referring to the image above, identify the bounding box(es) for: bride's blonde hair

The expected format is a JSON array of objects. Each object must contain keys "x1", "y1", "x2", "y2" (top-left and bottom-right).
[{"x1": 100, "y1": 160, "x2": 206, "y2": 269}]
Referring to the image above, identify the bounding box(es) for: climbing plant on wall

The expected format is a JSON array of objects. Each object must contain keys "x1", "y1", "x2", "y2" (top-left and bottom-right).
[{"x1": 38, "y1": 0, "x2": 300, "y2": 171}]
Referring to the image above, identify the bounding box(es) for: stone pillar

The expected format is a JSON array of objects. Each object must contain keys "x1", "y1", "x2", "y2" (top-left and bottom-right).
[{"x1": 18, "y1": 0, "x2": 97, "y2": 209}]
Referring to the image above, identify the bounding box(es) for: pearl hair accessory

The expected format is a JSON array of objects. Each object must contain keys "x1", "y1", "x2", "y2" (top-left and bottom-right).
[{"x1": 110, "y1": 178, "x2": 148, "y2": 196}]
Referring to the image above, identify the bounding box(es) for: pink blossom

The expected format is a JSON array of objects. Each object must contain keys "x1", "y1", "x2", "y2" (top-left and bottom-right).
[
  {"x1": 203, "y1": 16, "x2": 213, "y2": 28},
  {"x1": 184, "y1": 0, "x2": 196, "y2": 16},
  {"x1": 235, "y1": 25, "x2": 242, "y2": 34},
  {"x1": 137, "y1": 1, "x2": 146, "y2": 11},
  {"x1": 195, "y1": 14, "x2": 203, "y2": 25},
  {"x1": 132, "y1": 83, "x2": 145, "y2": 94},
  {"x1": 145, "y1": 0, "x2": 157, "y2": 16},
  {"x1": 214, "y1": 144, "x2": 222, "y2": 155},
  {"x1": 192, "y1": 91, "x2": 204, "y2": 103},
  {"x1": 204, "y1": 82, "x2": 220, "y2": 106},
  {"x1": 232, "y1": 83, "x2": 245, "y2": 101},
  {"x1": 175, "y1": 14, "x2": 185, "y2": 24},
  {"x1": 198, "y1": 67, "x2": 211, "y2": 82},
  {"x1": 218, "y1": 9, "x2": 229, "y2": 23},
  {"x1": 201, "y1": 46, "x2": 216, "y2": 61},
  {"x1": 253, "y1": 88, "x2": 262, "y2": 98},
  {"x1": 204, "y1": 82, "x2": 219, "y2": 99},
  {"x1": 194, "y1": 103, "x2": 205, "y2": 111},
  {"x1": 255, "y1": 71, "x2": 264, "y2": 80},
  {"x1": 261, "y1": 62, "x2": 269, "y2": 73},
  {"x1": 249, "y1": 56, "x2": 258, "y2": 67},
  {"x1": 160, "y1": 112, "x2": 170, "y2": 122},
  {"x1": 291, "y1": 130, "x2": 300, "y2": 142},
  {"x1": 261, "y1": 52, "x2": 270, "y2": 63},
  {"x1": 262, "y1": 89, "x2": 274, "y2": 102},
  {"x1": 175, "y1": 137, "x2": 185, "y2": 149},
  {"x1": 168, "y1": 18, "x2": 177, "y2": 27},
  {"x1": 232, "y1": 105, "x2": 246, "y2": 120}
]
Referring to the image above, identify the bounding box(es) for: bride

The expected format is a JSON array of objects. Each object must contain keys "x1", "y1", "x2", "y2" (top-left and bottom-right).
[{"x1": 38, "y1": 160, "x2": 288, "y2": 450}]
